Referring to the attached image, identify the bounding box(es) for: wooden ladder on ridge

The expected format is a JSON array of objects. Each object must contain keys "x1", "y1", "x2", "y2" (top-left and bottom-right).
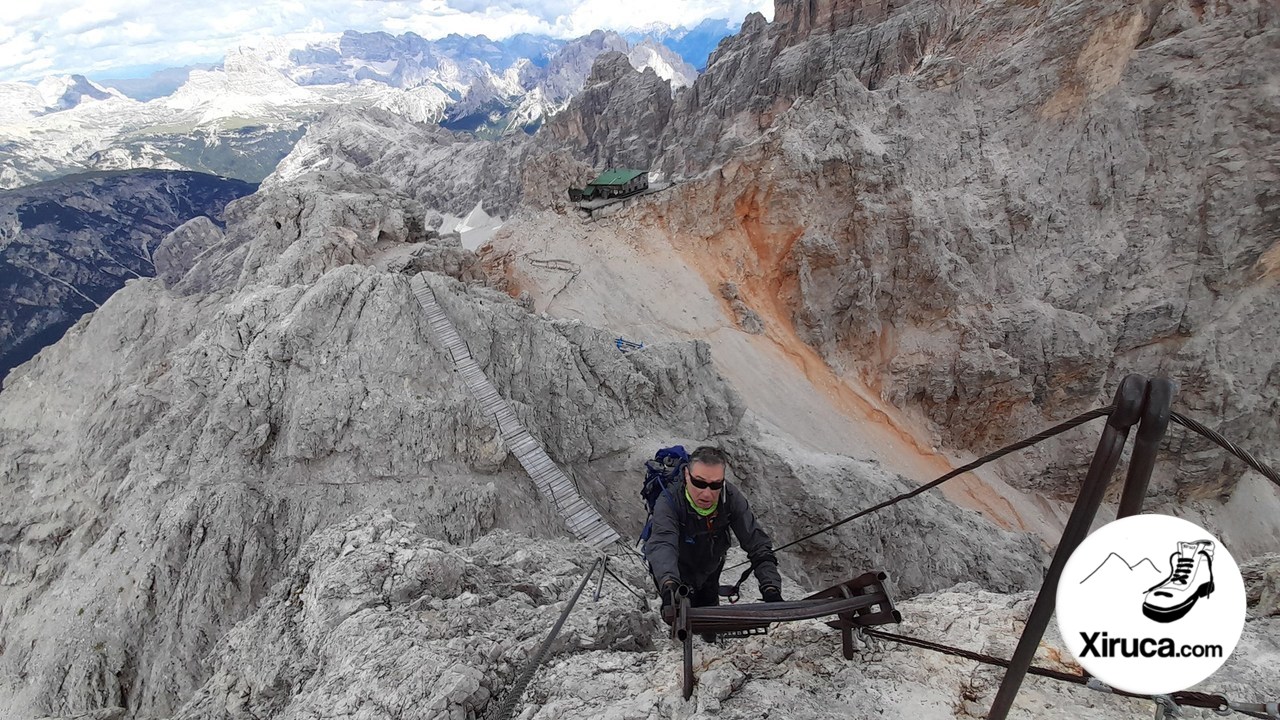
[{"x1": 410, "y1": 273, "x2": 621, "y2": 550}]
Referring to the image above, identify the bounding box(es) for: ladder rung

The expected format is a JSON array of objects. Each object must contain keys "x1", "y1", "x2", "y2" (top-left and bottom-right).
[
  {"x1": 564, "y1": 507, "x2": 596, "y2": 531},
  {"x1": 548, "y1": 476, "x2": 574, "y2": 496},
  {"x1": 582, "y1": 524, "x2": 619, "y2": 548}
]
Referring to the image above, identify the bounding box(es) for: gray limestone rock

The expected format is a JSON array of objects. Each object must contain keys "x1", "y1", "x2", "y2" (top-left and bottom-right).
[
  {"x1": 154, "y1": 216, "x2": 224, "y2": 287},
  {"x1": 7, "y1": 2, "x2": 1279, "y2": 718},
  {"x1": 1243, "y1": 553, "x2": 1280, "y2": 618},
  {"x1": 168, "y1": 517, "x2": 655, "y2": 720},
  {"x1": 0, "y1": 156, "x2": 1048, "y2": 717},
  {"x1": 522, "y1": 30, "x2": 632, "y2": 105},
  {"x1": 541, "y1": 53, "x2": 673, "y2": 171},
  {"x1": 718, "y1": 282, "x2": 764, "y2": 334},
  {"x1": 164, "y1": 522, "x2": 1279, "y2": 720},
  {"x1": 266, "y1": 108, "x2": 530, "y2": 218},
  {"x1": 635, "y1": 0, "x2": 1279, "y2": 499},
  {"x1": 0, "y1": 165, "x2": 780, "y2": 716}
]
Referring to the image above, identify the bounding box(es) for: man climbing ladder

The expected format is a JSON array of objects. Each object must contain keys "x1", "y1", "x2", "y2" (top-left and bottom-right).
[{"x1": 644, "y1": 446, "x2": 784, "y2": 640}]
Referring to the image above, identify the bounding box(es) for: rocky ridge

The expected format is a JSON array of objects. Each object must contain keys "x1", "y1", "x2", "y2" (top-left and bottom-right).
[
  {"x1": 518, "y1": 0, "x2": 1280, "y2": 502},
  {"x1": 264, "y1": 0, "x2": 1280, "y2": 525},
  {"x1": 111, "y1": 515, "x2": 1280, "y2": 720},
  {"x1": 268, "y1": 1, "x2": 1279, "y2": 506},
  {"x1": 0, "y1": 26, "x2": 711, "y2": 190},
  {"x1": 0, "y1": 163, "x2": 1046, "y2": 717},
  {"x1": 4, "y1": 0, "x2": 1280, "y2": 718},
  {"x1": 695, "y1": 0, "x2": 1279, "y2": 500}
]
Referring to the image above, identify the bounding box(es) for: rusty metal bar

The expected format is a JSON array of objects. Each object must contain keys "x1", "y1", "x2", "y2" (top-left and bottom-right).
[
  {"x1": 671, "y1": 585, "x2": 691, "y2": 641},
  {"x1": 674, "y1": 588, "x2": 694, "y2": 699},
  {"x1": 1118, "y1": 377, "x2": 1175, "y2": 518},
  {"x1": 987, "y1": 374, "x2": 1149, "y2": 719},
  {"x1": 671, "y1": 572, "x2": 898, "y2": 699},
  {"x1": 839, "y1": 583, "x2": 856, "y2": 660}
]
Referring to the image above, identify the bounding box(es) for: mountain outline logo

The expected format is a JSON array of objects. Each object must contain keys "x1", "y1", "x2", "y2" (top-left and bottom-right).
[{"x1": 1078, "y1": 552, "x2": 1163, "y2": 585}]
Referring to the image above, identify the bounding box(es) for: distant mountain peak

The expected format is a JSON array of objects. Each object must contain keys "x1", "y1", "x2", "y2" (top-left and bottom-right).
[
  {"x1": 3, "y1": 22, "x2": 730, "y2": 188},
  {"x1": 34, "y1": 74, "x2": 117, "y2": 113}
]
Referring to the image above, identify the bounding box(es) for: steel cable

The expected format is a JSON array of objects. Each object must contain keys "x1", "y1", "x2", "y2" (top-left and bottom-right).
[
  {"x1": 602, "y1": 562, "x2": 648, "y2": 602},
  {"x1": 487, "y1": 558, "x2": 602, "y2": 720},
  {"x1": 727, "y1": 404, "x2": 1114, "y2": 573},
  {"x1": 860, "y1": 628, "x2": 1272, "y2": 717},
  {"x1": 1170, "y1": 411, "x2": 1280, "y2": 488}
]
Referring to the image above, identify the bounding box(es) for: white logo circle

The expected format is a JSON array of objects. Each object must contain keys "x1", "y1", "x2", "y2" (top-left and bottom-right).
[{"x1": 1056, "y1": 514, "x2": 1246, "y2": 695}]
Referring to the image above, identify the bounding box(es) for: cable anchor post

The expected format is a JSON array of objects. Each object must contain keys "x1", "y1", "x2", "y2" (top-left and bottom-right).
[
  {"x1": 592, "y1": 556, "x2": 608, "y2": 602},
  {"x1": 1153, "y1": 695, "x2": 1181, "y2": 719},
  {"x1": 855, "y1": 627, "x2": 883, "y2": 659},
  {"x1": 987, "y1": 373, "x2": 1149, "y2": 720},
  {"x1": 1085, "y1": 678, "x2": 1113, "y2": 694}
]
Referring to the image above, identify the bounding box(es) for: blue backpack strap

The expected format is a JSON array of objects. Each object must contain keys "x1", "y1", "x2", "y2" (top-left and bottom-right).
[{"x1": 641, "y1": 478, "x2": 683, "y2": 537}]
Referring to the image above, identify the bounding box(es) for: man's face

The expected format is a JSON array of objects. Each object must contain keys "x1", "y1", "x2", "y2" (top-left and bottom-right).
[{"x1": 685, "y1": 460, "x2": 725, "y2": 510}]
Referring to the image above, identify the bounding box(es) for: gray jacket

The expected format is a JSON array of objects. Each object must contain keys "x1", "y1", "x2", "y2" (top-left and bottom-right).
[{"x1": 645, "y1": 481, "x2": 782, "y2": 592}]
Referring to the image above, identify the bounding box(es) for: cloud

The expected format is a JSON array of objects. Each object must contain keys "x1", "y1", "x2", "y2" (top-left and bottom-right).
[
  {"x1": 55, "y1": 5, "x2": 121, "y2": 34},
  {"x1": 0, "y1": 31, "x2": 53, "y2": 76},
  {"x1": 0, "y1": 0, "x2": 773, "y2": 82},
  {"x1": 556, "y1": 0, "x2": 770, "y2": 35},
  {"x1": 443, "y1": 0, "x2": 579, "y2": 23}
]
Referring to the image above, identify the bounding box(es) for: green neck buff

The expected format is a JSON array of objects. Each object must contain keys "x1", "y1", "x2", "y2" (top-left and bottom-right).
[{"x1": 685, "y1": 484, "x2": 718, "y2": 517}]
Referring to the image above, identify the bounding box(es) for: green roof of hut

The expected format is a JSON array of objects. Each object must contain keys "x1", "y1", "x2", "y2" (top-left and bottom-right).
[{"x1": 588, "y1": 169, "x2": 647, "y2": 187}]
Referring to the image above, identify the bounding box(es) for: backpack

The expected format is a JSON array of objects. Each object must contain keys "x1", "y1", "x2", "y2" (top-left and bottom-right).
[{"x1": 638, "y1": 445, "x2": 689, "y2": 549}]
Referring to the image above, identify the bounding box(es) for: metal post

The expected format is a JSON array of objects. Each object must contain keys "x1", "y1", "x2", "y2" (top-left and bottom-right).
[
  {"x1": 592, "y1": 557, "x2": 608, "y2": 601},
  {"x1": 839, "y1": 584, "x2": 856, "y2": 660},
  {"x1": 676, "y1": 590, "x2": 695, "y2": 700},
  {"x1": 1118, "y1": 377, "x2": 1175, "y2": 519},
  {"x1": 987, "y1": 374, "x2": 1149, "y2": 719}
]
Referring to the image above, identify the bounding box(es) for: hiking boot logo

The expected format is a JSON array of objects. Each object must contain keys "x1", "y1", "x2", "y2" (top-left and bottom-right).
[{"x1": 1142, "y1": 540, "x2": 1215, "y2": 624}]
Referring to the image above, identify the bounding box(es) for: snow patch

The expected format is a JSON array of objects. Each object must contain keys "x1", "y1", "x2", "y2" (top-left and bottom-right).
[{"x1": 449, "y1": 201, "x2": 503, "y2": 251}]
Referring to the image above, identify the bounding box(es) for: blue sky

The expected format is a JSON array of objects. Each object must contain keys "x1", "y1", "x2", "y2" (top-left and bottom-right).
[{"x1": 0, "y1": 0, "x2": 774, "y2": 82}]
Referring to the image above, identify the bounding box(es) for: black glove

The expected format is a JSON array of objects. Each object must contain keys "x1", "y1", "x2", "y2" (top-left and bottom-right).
[
  {"x1": 761, "y1": 585, "x2": 784, "y2": 603},
  {"x1": 660, "y1": 579, "x2": 687, "y2": 607}
]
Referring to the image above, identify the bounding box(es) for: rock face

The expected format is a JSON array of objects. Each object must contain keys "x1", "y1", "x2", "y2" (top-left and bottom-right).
[
  {"x1": 519, "y1": 29, "x2": 632, "y2": 104},
  {"x1": 0, "y1": 159, "x2": 1044, "y2": 717},
  {"x1": 5, "y1": 1, "x2": 1280, "y2": 719},
  {"x1": 166, "y1": 517, "x2": 1280, "y2": 720},
  {"x1": 542, "y1": 52, "x2": 675, "y2": 171},
  {"x1": 265, "y1": 108, "x2": 531, "y2": 217},
  {"x1": 1243, "y1": 553, "x2": 1280, "y2": 618},
  {"x1": 0, "y1": 170, "x2": 256, "y2": 383},
  {"x1": 153, "y1": 217, "x2": 226, "y2": 287},
  {"x1": 596, "y1": 0, "x2": 1280, "y2": 499},
  {"x1": 627, "y1": 39, "x2": 699, "y2": 89},
  {"x1": 171, "y1": 517, "x2": 655, "y2": 720}
]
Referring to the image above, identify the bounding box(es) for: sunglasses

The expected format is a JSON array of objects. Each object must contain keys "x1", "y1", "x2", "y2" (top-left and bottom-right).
[{"x1": 687, "y1": 473, "x2": 724, "y2": 491}]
